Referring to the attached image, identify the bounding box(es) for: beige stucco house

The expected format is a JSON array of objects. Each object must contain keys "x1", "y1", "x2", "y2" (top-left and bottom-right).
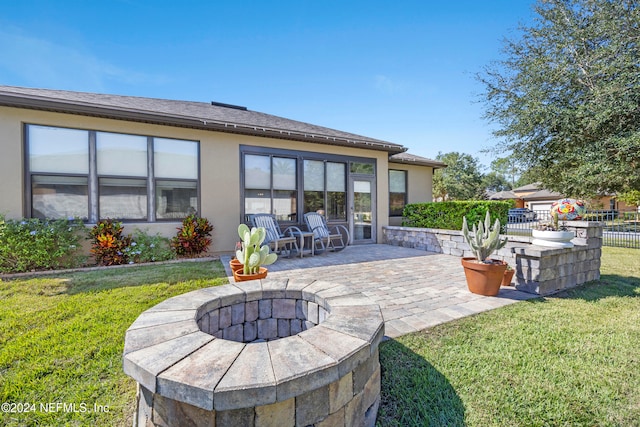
[{"x1": 0, "y1": 85, "x2": 445, "y2": 253}]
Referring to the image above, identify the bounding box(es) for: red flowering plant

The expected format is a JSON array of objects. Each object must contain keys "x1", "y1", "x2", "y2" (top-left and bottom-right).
[
  {"x1": 171, "y1": 214, "x2": 213, "y2": 257},
  {"x1": 90, "y1": 219, "x2": 132, "y2": 266}
]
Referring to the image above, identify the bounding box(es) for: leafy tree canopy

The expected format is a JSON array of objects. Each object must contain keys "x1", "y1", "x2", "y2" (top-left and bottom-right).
[
  {"x1": 478, "y1": 0, "x2": 640, "y2": 197},
  {"x1": 483, "y1": 171, "x2": 513, "y2": 193},
  {"x1": 433, "y1": 152, "x2": 485, "y2": 200},
  {"x1": 617, "y1": 190, "x2": 640, "y2": 207}
]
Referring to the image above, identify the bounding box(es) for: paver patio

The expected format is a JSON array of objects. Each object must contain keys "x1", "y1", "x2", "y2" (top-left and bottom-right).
[{"x1": 222, "y1": 244, "x2": 536, "y2": 338}]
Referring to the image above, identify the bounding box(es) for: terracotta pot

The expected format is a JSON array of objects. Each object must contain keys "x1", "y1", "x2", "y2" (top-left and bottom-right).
[
  {"x1": 502, "y1": 269, "x2": 515, "y2": 286},
  {"x1": 233, "y1": 267, "x2": 268, "y2": 282},
  {"x1": 461, "y1": 257, "x2": 507, "y2": 296},
  {"x1": 229, "y1": 258, "x2": 243, "y2": 273}
]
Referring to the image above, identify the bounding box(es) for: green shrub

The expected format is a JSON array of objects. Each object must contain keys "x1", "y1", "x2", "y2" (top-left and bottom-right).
[
  {"x1": 125, "y1": 229, "x2": 176, "y2": 263},
  {"x1": 89, "y1": 219, "x2": 132, "y2": 266},
  {"x1": 171, "y1": 214, "x2": 214, "y2": 257},
  {"x1": 0, "y1": 215, "x2": 87, "y2": 273},
  {"x1": 402, "y1": 201, "x2": 513, "y2": 230}
]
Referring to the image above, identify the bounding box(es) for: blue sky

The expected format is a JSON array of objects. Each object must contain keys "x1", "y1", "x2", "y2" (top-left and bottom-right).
[{"x1": 1, "y1": 0, "x2": 535, "y2": 168}]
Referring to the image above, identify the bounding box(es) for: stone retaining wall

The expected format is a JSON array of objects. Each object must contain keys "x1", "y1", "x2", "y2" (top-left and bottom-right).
[
  {"x1": 123, "y1": 278, "x2": 384, "y2": 427},
  {"x1": 382, "y1": 222, "x2": 603, "y2": 296}
]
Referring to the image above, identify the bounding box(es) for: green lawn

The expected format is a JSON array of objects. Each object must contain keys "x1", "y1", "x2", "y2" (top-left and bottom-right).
[
  {"x1": 0, "y1": 261, "x2": 227, "y2": 426},
  {"x1": 1, "y1": 249, "x2": 638, "y2": 426},
  {"x1": 378, "y1": 247, "x2": 640, "y2": 426}
]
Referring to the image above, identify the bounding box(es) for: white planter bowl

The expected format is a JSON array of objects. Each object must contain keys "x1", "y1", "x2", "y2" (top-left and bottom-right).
[{"x1": 531, "y1": 229, "x2": 575, "y2": 248}]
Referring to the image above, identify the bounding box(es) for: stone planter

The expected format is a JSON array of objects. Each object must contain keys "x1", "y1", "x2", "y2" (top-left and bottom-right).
[{"x1": 531, "y1": 229, "x2": 575, "y2": 248}]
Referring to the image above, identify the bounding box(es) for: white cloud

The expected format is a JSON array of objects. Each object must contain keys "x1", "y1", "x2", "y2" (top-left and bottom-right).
[
  {"x1": 0, "y1": 27, "x2": 168, "y2": 91},
  {"x1": 373, "y1": 74, "x2": 405, "y2": 95}
]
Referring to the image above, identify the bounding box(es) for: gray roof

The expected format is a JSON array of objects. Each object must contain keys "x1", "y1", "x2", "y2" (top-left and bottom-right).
[
  {"x1": 512, "y1": 182, "x2": 542, "y2": 192},
  {"x1": 489, "y1": 190, "x2": 517, "y2": 200},
  {"x1": 388, "y1": 152, "x2": 446, "y2": 169},
  {"x1": 524, "y1": 189, "x2": 564, "y2": 200},
  {"x1": 0, "y1": 85, "x2": 406, "y2": 153}
]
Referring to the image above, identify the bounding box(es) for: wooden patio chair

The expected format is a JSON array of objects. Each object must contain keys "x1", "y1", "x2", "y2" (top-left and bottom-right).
[
  {"x1": 303, "y1": 212, "x2": 349, "y2": 254},
  {"x1": 250, "y1": 214, "x2": 301, "y2": 258}
]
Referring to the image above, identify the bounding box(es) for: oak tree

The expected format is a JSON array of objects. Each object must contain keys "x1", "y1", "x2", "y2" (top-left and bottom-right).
[{"x1": 478, "y1": 0, "x2": 640, "y2": 197}]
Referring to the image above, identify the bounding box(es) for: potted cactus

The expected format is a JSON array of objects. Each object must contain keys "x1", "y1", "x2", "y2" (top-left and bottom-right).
[
  {"x1": 461, "y1": 211, "x2": 509, "y2": 296},
  {"x1": 234, "y1": 224, "x2": 278, "y2": 282}
]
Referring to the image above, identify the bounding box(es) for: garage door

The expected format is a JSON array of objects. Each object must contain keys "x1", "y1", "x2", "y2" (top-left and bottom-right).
[{"x1": 529, "y1": 202, "x2": 552, "y2": 214}]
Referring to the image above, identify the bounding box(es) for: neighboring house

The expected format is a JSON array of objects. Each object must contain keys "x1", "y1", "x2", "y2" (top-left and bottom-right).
[
  {"x1": 490, "y1": 182, "x2": 638, "y2": 213},
  {"x1": 489, "y1": 183, "x2": 563, "y2": 212},
  {"x1": 0, "y1": 85, "x2": 445, "y2": 253}
]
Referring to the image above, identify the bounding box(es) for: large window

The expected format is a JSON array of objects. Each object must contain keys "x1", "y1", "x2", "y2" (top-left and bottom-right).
[
  {"x1": 244, "y1": 154, "x2": 297, "y2": 222},
  {"x1": 389, "y1": 170, "x2": 407, "y2": 216},
  {"x1": 303, "y1": 160, "x2": 346, "y2": 220},
  {"x1": 154, "y1": 138, "x2": 199, "y2": 219},
  {"x1": 26, "y1": 124, "x2": 199, "y2": 222},
  {"x1": 242, "y1": 149, "x2": 354, "y2": 224},
  {"x1": 303, "y1": 160, "x2": 325, "y2": 215}
]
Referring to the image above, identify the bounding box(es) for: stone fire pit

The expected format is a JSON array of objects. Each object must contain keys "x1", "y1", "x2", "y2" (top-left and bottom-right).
[{"x1": 123, "y1": 278, "x2": 384, "y2": 426}]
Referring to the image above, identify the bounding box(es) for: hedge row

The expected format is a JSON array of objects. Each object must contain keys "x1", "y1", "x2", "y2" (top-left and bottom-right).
[{"x1": 402, "y1": 201, "x2": 514, "y2": 231}]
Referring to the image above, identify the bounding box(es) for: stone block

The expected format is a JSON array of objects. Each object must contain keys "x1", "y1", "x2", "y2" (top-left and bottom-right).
[
  {"x1": 344, "y1": 389, "x2": 364, "y2": 427},
  {"x1": 268, "y1": 336, "x2": 339, "y2": 402},
  {"x1": 321, "y1": 305, "x2": 384, "y2": 344},
  {"x1": 317, "y1": 407, "x2": 345, "y2": 427},
  {"x1": 363, "y1": 395, "x2": 380, "y2": 427},
  {"x1": 239, "y1": 280, "x2": 263, "y2": 301},
  {"x1": 216, "y1": 407, "x2": 254, "y2": 427},
  {"x1": 152, "y1": 391, "x2": 215, "y2": 427},
  {"x1": 244, "y1": 321, "x2": 257, "y2": 342},
  {"x1": 255, "y1": 398, "x2": 295, "y2": 427},
  {"x1": 290, "y1": 319, "x2": 303, "y2": 335},
  {"x1": 259, "y1": 299, "x2": 272, "y2": 319},
  {"x1": 223, "y1": 324, "x2": 244, "y2": 342},
  {"x1": 362, "y1": 364, "x2": 381, "y2": 412},
  {"x1": 245, "y1": 301, "x2": 259, "y2": 322},
  {"x1": 304, "y1": 320, "x2": 315, "y2": 330},
  {"x1": 136, "y1": 385, "x2": 154, "y2": 426},
  {"x1": 262, "y1": 278, "x2": 288, "y2": 299},
  {"x1": 329, "y1": 372, "x2": 353, "y2": 413},
  {"x1": 127, "y1": 309, "x2": 197, "y2": 331},
  {"x1": 219, "y1": 306, "x2": 232, "y2": 329},
  {"x1": 285, "y1": 278, "x2": 315, "y2": 299},
  {"x1": 295, "y1": 384, "x2": 330, "y2": 426},
  {"x1": 231, "y1": 303, "x2": 245, "y2": 325},
  {"x1": 299, "y1": 326, "x2": 369, "y2": 377},
  {"x1": 319, "y1": 307, "x2": 329, "y2": 323},
  {"x1": 258, "y1": 319, "x2": 278, "y2": 340},
  {"x1": 214, "y1": 342, "x2": 276, "y2": 411},
  {"x1": 450, "y1": 247, "x2": 464, "y2": 257},
  {"x1": 540, "y1": 268, "x2": 557, "y2": 282},
  {"x1": 123, "y1": 332, "x2": 214, "y2": 393},
  {"x1": 272, "y1": 298, "x2": 296, "y2": 319},
  {"x1": 123, "y1": 320, "x2": 200, "y2": 355},
  {"x1": 197, "y1": 313, "x2": 209, "y2": 333},
  {"x1": 296, "y1": 300, "x2": 308, "y2": 320},
  {"x1": 277, "y1": 319, "x2": 291, "y2": 338},
  {"x1": 308, "y1": 302, "x2": 319, "y2": 324},
  {"x1": 157, "y1": 339, "x2": 245, "y2": 411},
  {"x1": 353, "y1": 351, "x2": 378, "y2": 395},
  {"x1": 208, "y1": 310, "x2": 219, "y2": 335}
]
